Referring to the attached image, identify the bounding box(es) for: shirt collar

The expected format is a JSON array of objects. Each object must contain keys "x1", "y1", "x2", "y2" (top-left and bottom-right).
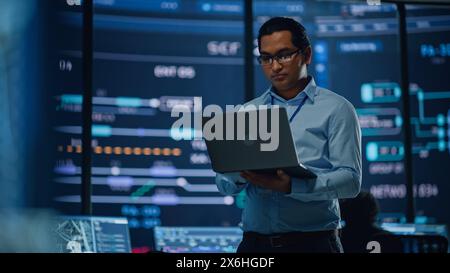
[{"x1": 266, "y1": 76, "x2": 317, "y2": 104}]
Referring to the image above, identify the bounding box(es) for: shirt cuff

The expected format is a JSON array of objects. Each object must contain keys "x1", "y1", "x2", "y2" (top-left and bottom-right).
[{"x1": 221, "y1": 172, "x2": 247, "y2": 184}]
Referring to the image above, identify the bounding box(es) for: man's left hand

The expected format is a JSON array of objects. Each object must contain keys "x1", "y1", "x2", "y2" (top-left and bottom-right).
[{"x1": 240, "y1": 170, "x2": 292, "y2": 194}]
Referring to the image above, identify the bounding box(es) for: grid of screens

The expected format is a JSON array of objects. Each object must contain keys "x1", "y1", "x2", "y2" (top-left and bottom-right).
[
  {"x1": 253, "y1": 1, "x2": 450, "y2": 226},
  {"x1": 52, "y1": 0, "x2": 245, "y2": 249},
  {"x1": 50, "y1": 0, "x2": 450, "y2": 250}
]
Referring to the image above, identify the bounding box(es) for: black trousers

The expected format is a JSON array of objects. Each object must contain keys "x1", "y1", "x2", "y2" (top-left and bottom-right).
[{"x1": 237, "y1": 230, "x2": 344, "y2": 253}]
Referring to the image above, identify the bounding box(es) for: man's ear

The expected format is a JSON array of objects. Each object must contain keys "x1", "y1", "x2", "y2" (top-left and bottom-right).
[{"x1": 304, "y1": 46, "x2": 312, "y2": 65}]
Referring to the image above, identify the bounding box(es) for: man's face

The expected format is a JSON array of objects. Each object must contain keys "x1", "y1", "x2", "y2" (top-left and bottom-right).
[{"x1": 259, "y1": 30, "x2": 311, "y2": 92}]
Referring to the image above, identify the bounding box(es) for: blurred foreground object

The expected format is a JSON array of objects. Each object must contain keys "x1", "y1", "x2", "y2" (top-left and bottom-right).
[{"x1": 0, "y1": 209, "x2": 57, "y2": 252}]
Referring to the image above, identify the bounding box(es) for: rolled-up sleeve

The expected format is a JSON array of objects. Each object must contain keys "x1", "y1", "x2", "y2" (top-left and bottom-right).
[
  {"x1": 287, "y1": 101, "x2": 362, "y2": 202},
  {"x1": 215, "y1": 172, "x2": 248, "y2": 196}
]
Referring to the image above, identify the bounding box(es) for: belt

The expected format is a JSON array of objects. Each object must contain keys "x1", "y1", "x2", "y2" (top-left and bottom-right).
[{"x1": 243, "y1": 230, "x2": 339, "y2": 248}]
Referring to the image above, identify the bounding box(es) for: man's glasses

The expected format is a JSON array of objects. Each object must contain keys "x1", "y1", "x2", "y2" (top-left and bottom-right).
[{"x1": 257, "y1": 49, "x2": 301, "y2": 66}]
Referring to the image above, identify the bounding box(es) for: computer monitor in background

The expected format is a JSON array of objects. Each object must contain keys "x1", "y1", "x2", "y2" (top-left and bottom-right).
[
  {"x1": 153, "y1": 226, "x2": 243, "y2": 253},
  {"x1": 381, "y1": 223, "x2": 448, "y2": 237},
  {"x1": 381, "y1": 223, "x2": 448, "y2": 253},
  {"x1": 378, "y1": 213, "x2": 438, "y2": 225},
  {"x1": 54, "y1": 216, "x2": 132, "y2": 253}
]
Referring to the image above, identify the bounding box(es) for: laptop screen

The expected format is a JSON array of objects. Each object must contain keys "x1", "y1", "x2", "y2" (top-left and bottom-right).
[{"x1": 54, "y1": 216, "x2": 132, "y2": 253}]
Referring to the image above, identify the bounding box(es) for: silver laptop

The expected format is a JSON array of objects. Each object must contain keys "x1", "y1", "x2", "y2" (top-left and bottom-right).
[{"x1": 203, "y1": 107, "x2": 316, "y2": 179}]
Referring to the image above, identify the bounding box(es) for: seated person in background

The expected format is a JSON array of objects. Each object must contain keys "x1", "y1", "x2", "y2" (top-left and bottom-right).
[{"x1": 339, "y1": 191, "x2": 403, "y2": 253}]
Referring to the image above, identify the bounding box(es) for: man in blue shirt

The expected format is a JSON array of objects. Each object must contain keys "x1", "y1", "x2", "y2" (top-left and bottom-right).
[{"x1": 215, "y1": 17, "x2": 362, "y2": 253}]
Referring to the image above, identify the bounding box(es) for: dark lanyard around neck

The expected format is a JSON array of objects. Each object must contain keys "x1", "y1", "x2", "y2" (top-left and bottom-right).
[{"x1": 270, "y1": 93, "x2": 308, "y2": 123}]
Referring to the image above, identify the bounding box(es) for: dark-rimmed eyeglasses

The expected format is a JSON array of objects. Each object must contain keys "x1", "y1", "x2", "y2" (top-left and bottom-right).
[{"x1": 257, "y1": 49, "x2": 301, "y2": 66}]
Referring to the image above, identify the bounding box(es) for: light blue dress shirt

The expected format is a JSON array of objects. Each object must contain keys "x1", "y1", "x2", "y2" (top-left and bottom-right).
[{"x1": 215, "y1": 76, "x2": 362, "y2": 234}]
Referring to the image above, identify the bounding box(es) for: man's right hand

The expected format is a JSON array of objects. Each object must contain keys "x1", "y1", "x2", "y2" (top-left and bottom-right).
[{"x1": 240, "y1": 170, "x2": 292, "y2": 193}]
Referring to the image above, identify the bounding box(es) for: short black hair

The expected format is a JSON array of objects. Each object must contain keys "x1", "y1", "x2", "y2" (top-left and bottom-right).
[{"x1": 257, "y1": 17, "x2": 311, "y2": 53}]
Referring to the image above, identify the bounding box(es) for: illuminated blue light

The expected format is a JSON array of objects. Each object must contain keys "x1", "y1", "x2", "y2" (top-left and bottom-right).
[
  {"x1": 116, "y1": 97, "x2": 142, "y2": 107},
  {"x1": 437, "y1": 114, "x2": 445, "y2": 126},
  {"x1": 361, "y1": 84, "x2": 373, "y2": 103},
  {"x1": 92, "y1": 125, "x2": 112, "y2": 137},
  {"x1": 61, "y1": 94, "x2": 83, "y2": 105},
  {"x1": 366, "y1": 142, "x2": 378, "y2": 161},
  {"x1": 439, "y1": 141, "x2": 446, "y2": 152},
  {"x1": 395, "y1": 116, "x2": 403, "y2": 127}
]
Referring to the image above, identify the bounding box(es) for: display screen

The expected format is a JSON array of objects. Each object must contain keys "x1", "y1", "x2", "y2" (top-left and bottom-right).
[{"x1": 50, "y1": 0, "x2": 450, "y2": 250}]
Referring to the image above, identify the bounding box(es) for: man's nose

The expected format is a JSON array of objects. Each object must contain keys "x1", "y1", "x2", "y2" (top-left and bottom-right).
[{"x1": 271, "y1": 60, "x2": 282, "y2": 72}]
